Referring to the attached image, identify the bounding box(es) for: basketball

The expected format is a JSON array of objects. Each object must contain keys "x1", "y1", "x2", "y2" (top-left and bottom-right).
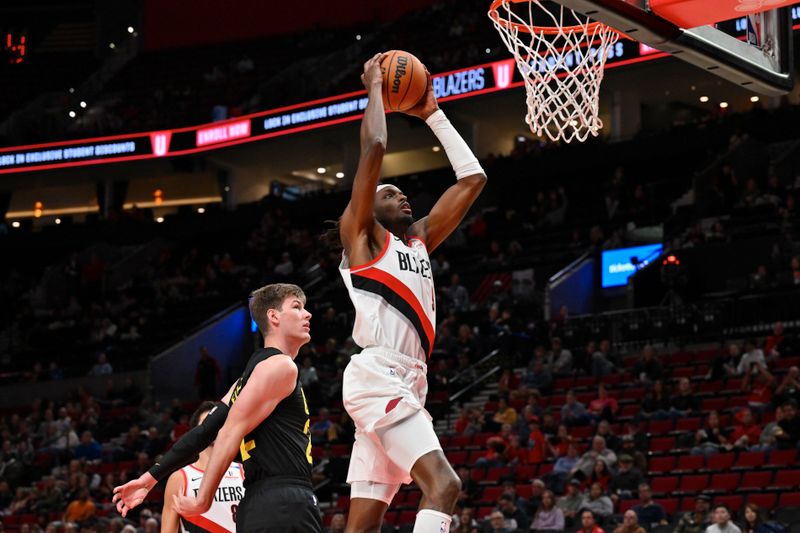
[{"x1": 380, "y1": 50, "x2": 428, "y2": 112}]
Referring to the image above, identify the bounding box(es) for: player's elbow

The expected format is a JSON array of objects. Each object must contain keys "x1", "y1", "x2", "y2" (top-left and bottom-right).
[{"x1": 361, "y1": 136, "x2": 386, "y2": 156}]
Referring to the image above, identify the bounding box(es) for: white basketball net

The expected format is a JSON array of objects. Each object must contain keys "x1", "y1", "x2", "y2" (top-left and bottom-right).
[{"x1": 489, "y1": 0, "x2": 620, "y2": 143}]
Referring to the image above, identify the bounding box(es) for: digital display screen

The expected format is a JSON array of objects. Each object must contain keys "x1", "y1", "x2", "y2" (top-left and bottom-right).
[{"x1": 601, "y1": 244, "x2": 663, "y2": 288}]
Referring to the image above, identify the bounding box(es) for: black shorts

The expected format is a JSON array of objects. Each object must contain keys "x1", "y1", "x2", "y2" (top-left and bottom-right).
[{"x1": 237, "y1": 479, "x2": 322, "y2": 533}]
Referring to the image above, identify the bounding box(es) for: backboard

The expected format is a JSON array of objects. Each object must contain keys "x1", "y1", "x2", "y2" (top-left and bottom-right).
[{"x1": 552, "y1": 0, "x2": 795, "y2": 95}]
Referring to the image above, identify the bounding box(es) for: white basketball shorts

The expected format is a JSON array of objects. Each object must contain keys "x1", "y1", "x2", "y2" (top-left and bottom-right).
[{"x1": 342, "y1": 347, "x2": 442, "y2": 490}]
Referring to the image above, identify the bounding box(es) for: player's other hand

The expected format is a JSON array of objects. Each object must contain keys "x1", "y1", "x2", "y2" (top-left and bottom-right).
[
  {"x1": 112, "y1": 472, "x2": 156, "y2": 517},
  {"x1": 173, "y1": 493, "x2": 212, "y2": 517},
  {"x1": 361, "y1": 53, "x2": 385, "y2": 89},
  {"x1": 403, "y1": 68, "x2": 439, "y2": 121}
]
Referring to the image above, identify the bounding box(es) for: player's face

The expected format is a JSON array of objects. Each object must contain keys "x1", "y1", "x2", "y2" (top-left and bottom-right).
[
  {"x1": 374, "y1": 185, "x2": 413, "y2": 228},
  {"x1": 278, "y1": 296, "x2": 312, "y2": 344}
]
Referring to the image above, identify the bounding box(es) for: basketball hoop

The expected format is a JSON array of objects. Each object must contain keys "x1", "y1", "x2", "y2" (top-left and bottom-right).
[{"x1": 488, "y1": 0, "x2": 621, "y2": 143}]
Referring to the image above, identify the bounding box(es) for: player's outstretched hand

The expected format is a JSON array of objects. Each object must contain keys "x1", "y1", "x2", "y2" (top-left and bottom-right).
[
  {"x1": 403, "y1": 68, "x2": 439, "y2": 121},
  {"x1": 173, "y1": 493, "x2": 212, "y2": 517},
  {"x1": 112, "y1": 472, "x2": 156, "y2": 517},
  {"x1": 361, "y1": 53, "x2": 384, "y2": 90}
]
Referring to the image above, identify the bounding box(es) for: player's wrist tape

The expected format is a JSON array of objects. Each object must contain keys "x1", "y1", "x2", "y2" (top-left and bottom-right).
[
  {"x1": 425, "y1": 109, "x2": 485, "y2": 180},
  {"x1": 148, "y1": 402, "x2": 230, "y2": 481}
]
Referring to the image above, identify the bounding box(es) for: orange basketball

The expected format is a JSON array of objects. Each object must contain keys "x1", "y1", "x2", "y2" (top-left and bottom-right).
[{"x1": 380, "y1": 50, "x2": 428, "y2": 112}]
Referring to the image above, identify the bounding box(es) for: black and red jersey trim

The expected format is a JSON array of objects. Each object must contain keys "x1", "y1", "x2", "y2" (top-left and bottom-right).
[{"x1": 351, "y1": 268, "x2": 434, "y2": 358}]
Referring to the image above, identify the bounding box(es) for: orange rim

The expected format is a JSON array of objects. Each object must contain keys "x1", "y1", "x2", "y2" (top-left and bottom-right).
[{"x1": 488, "y1": 0, "x2": 615, "y2": 35}]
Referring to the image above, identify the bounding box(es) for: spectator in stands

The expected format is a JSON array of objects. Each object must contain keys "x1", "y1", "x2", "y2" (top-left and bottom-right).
[
  {"x1": 72, "y1": 431, "x2": 102, "y2": 461},
  {"x1": 547, "y1": 337, "x2": 573, "y2": 376},
  {"x1": 710, "y1": 344, "x2": 740, "y2": 381},
  {"x1": 774, "y1": 366, "x2": 800, "y2": 406},
  {"x1": 580, "y1": 482, "x2": 613, "y2": 520},
  {"x1": 633, "y1": 483, "x2": 668, "y2": 530},
  {"x1": 310, "y1": 408, "x2": 334, "y2": 445},
  {"x1": 670, "y1": 378, "x2": 701, "y2": 416},
  {"x1": 764, "y1": 322, "x2": 785, "y2": 360},
  {"x1": 673, "y1": 494, "x2": 712, "y2": 533},
  {"x1": 527, "y1": 418, "x2": 547, "y2": 465},
  {"x1": 572, "y1": 436, "x2": 617, "y2": 479},
  {"x1": 498, "y1": 368, "x2": 521, "y2": 399},
  {"x1": 742, "y1": 371, "x2": 774, "y2": 413},
  {"x1": 477, "y1": 436, "x2": 507, "y2": 468},
  {"x1": 62, "y1": 488, "x2": 95, "y2": 528},
  {"x1": 730, "y1": 408, "x2": 762, "y2": 450},
  {"x1": 493, "y1": 397, "x2": 519, "y2": 427},
  {"x1": 527, "y1": 479, "x2": 546, "y2": 517},
  {"x1": 608, "y1": 454, "x2": 644, "y2": 504},
  {"x1": 453, "y1": 507, "x2": 479, "y2": 533},
  {"x1": 592, "y1": 339, "x2": 617, "y2": 377},
  {"x1": 691, "y1": 411, "x2": 731, "y2": 456},
  {"x1": 614, "y1": 510, "x2": 646, "y2": 533},
  {"x1": 523, "y1": 358, "x2": 553, "y2": 396},
  {"x1": 588, "y1": 387, "x2": 619, "y2": 423},
  {"x1": 580, "y1": 510, "x2": 605, "y2": 533},
  {"x1": 498, "y1": 493, "x2": 530, "y2": 530},
  {"x1": 445, "y1": 273, "x2": 470, "y2": 311},
  {"x1": 640, "y1": 380, "x2": 672, "y2": 420},
  {"x1": 705, "y1": 504, "x2": 741, "y2": 533},
  {"x1": 88, "y1": 353, "x2": 113, "y2": 377},
  {"x1": 736, "y1": 339, "x2": 767, "y2": 376},
  {"x1": 299, "y1": 357, "x2": 320, "y2": 388},
  {"x1": 562, "y1": 390, "x2": 589, "y2": 426},
  {"x1": 557, "y1": 478, "x2": 586, "y2": 524},
  {"x1": 531, "y1": 490, "x2": 565, "y2": 532},
  {"x1": 324, "y1": 512, "x2": 346, "y2": 533},
  {"x1": 777, "y1": 399, "x2": 800, "y2": 449},
  {"x1": 548, "y1": 442, "x2": 579, "y2": 493},
  {"x1": 485, "y1": 509, "x2": 513, "y2": 533},
  {"x1": 194, "y1": 346, "x2": 220, "y2": 399},
  {"x1": 633, "y1": 345, "x2": 663, "y2": 384},
  {"x1": 739, "y1": 504, "x2": 765, "y2": 533},
  {"x1": 583, "y1": 457, "x2": 612, "y2": 492},
  {"x1": 548, "y1": 424, "x2": 575, "y2": 458}
]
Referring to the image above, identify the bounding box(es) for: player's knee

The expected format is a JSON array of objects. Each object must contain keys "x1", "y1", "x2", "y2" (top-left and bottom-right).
[
  {"x1": 345, "y1": 520, "x2": 383, "y2": 533},
  {"x1": 435, "y1": 471, "x2": 461, "y2": 507}
]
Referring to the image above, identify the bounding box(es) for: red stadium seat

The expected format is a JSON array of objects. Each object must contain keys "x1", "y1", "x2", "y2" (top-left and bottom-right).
[
  {"x1": 649, "y1": 456, "x2": 676, "y2": 474},
  {"x1": 538, "y1": 463, "x2": 554, "y2": 476},
  {"x1": 746, "y1": 493, "x2": 776, "y2": 509},
  {"x1": 516, "y1": 465, "x2": 537, "y2": 482},
  {"x1": 383, "y1": 511, "x2": 400, "y2": 525},
  {"x1": 399, "y1": 511, "x2": 416, "y2": 525},
  {"x1": 647, "y1": 419, "x2": 674, "y2": 436},
  {"x1": 468, "y1": 450, "x2": 485, "y2": 464},
  {"x1": 481, "y1": 486, "x2": 504, "y2": 503},
  {"x1": 676, "y1": 455, "x2": 705, "y2": 472},
  {"x1": 406, "y1": 491, "x2": 421, "y2": 507},
  {"x1": 706, "y1": 453, "x2": 735, "y2": 472},
  {"x1": 554, "y1": 377, "x2": 574, "y2": 391},
  {"x1": 471, "y1": 468, "x2": 487, "y2": 482},
  {"x1": 714, "y1": 494, "x2": 743, "y2": 513},
  {"x1": 620, "y1": 500, "x2": 640, "y2": 514},
  {"x1": 656, "y1": 498, "x2": 679, "y2": 516},
  {"x1": 516, "y1": 484, "x2": 533, "y2": 498},
  {"x1": 770, "y1": 469, "x2": 800, "y2": 489},
  {"x1": 708, "y1": 473, "x2": 740, "y2": 493},
  {"x1": 391, "y1": 492, "x2": 406, "y2": 506},
  {"x1": 779, "y1": 492, "x2": 800, "y2": 507},
  {"x1": 624, "y1": 388, "x2": 647, "y2": 401},
  {"x1": 473, "y1": 433, "x2": 493, "y2": 447},
  {"x1": 486, "y1": 467, "x2": 512, "y2": 482},
  {"x1": 678, "y1": 474, "x2": 709, "y2": 494},
  {"x1": 650, "y1": 437, "x2": 676, "y2": 453},
  {"x1": 766, "y1": 449, "x2": 797, "y2": 467},
  {"x1": 450, "y1": 435, "x2": 471, "y2": 448},
  {"x1": 446, "y1": 451, "x2": 467, "y2": 466},
  {"x1": 738, "y1": 471, "x2": 772, "y2": 491},
  {"x1": 621, "y1": 404, "x2": 640, "y2": 418},
  {"x1": 698, "y1": 382, "x2": 722, "y2": 395},
  {"x1": 702, "y1": 398, "x2": 726, "y2": 412},
  {"x1": 477, "y1": 506, "x2": 494, "y2": 519},
  {"x1": 651, "y1": 476, "x2": 679, "y2": 494},
  {"x1": 675, "y1": 418, "x2": 702, "y2": 433},
  {"x1": 733, "y1": 451, "x2": 765, "y2": 470},
  {"x1": 336, "y1": 495, "x2": 350, "y2": 510}
]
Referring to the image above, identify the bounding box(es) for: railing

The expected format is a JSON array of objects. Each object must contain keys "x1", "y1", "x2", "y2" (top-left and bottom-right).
[{"x1": 544, "y1": 249, "x2": 593, "y2": 320}]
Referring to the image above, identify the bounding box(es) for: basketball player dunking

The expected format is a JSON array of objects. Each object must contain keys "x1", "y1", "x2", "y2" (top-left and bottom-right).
[
  {"x1": 337, "y1": 54, "x2": 486, "y2": 533},
  {"x1": 113, "y1": 284, "x2": 322, "y2": 532},
  {"x1": 162, "y1": 401, "x2": 245, "y2": 533}
]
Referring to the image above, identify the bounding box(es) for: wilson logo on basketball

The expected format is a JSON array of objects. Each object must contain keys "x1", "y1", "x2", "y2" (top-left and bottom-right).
[{"x1": 391, "y1": 56, "x2": 408, "y2": 94}]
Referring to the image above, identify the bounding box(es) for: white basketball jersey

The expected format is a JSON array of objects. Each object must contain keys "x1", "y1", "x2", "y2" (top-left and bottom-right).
[
  {"x1": 340, "y1": 230, "x2": 436, "y2": 361},
  {"x1": 179, "y1": 463, "x2": 244, "y2": 533}
]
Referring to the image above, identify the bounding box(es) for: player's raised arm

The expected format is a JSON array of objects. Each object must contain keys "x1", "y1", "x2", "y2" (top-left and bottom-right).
[
  {"x1": 340, "y1": 53, "x2": 387, "y2": 253},
  {"x1": 405, "y1": 72, "x2": 487, "y2": 252},
  {"x1": 112, "y1": 381, "x2": 238, "y2": 516},
  {"x1": 173, "y1": 356, "x2": 298, "y2": 516}
]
